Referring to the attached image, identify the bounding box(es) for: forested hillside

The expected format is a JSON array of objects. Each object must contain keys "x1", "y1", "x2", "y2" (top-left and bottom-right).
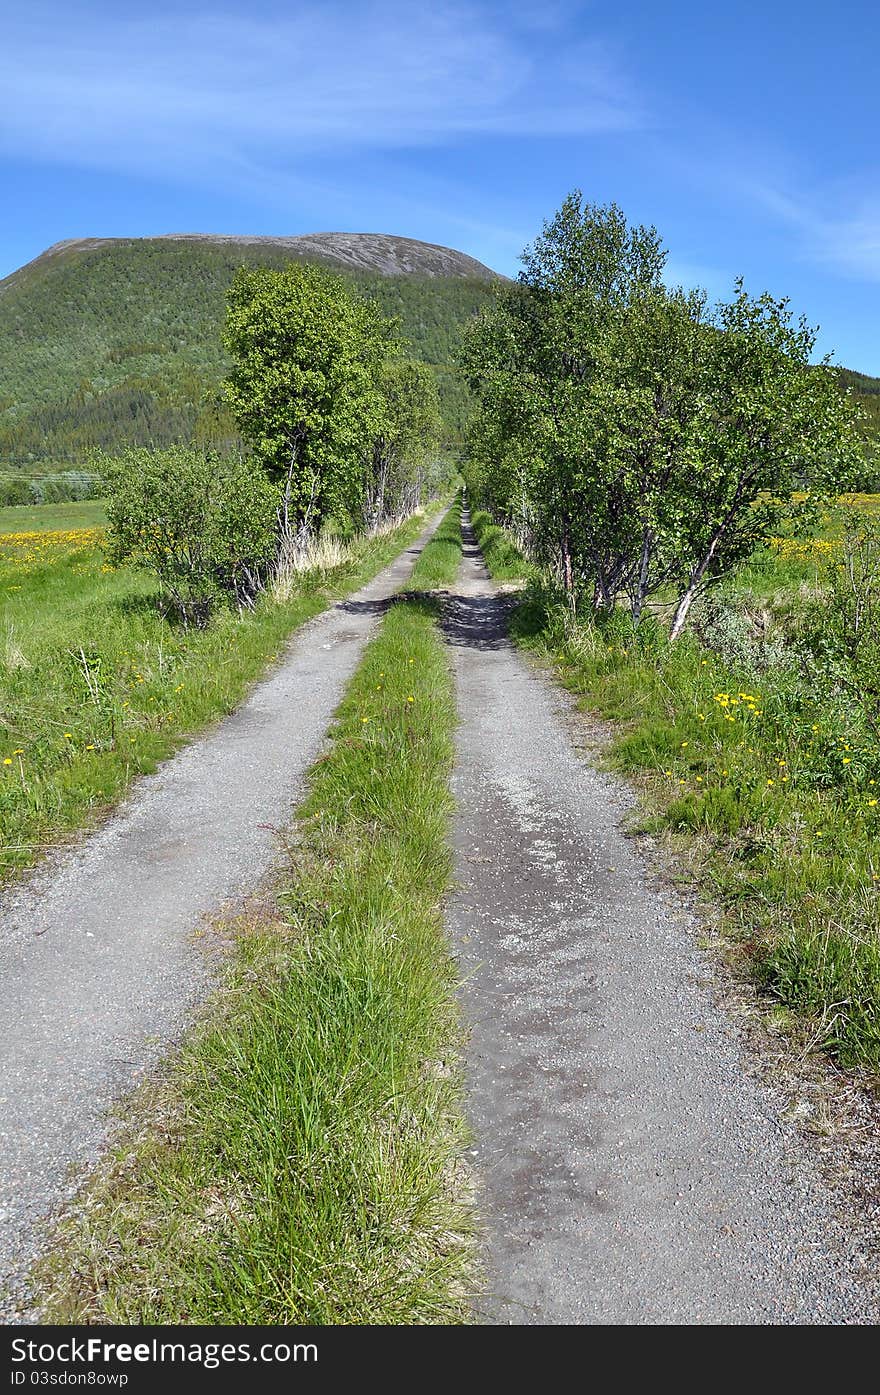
[
  {"x1": 838, "y1": 365, "x2": 880, "y2": 439},
  {"x1": 0, "y1": 236, "x2": 497, "y2": 465}
]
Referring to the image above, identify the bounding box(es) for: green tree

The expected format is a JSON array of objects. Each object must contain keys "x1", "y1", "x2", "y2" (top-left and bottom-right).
[
  {"x1": 362, "y1": 357, "x2": 442, "y2": 526},
  {"x1": 464, "y1": 193, "x2": 864, "y2": 637},
  {"x1": 667, "y1": 285, "x2": 863, "y2": 638},
  {"x1": 462, "y1": 192, "x2": 665, "y2": 597},
  {"x1": 222, "y1": 263, "x2": 392, "y2": 548}
]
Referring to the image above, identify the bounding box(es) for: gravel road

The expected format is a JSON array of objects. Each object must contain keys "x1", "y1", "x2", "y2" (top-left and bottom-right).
[
  {"x1": 445, "y1": 514, "x2": 875, "y2": 1325},
  {"x1": 0, "y1": 519, "x2": 439, "y2": 1316}
]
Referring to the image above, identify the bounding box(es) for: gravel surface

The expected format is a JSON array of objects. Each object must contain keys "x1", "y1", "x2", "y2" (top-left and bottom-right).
[
  {"x1": 444, "y1": 515, "x2": 876, "y2": 1325},
  {"x1": 0, "y1": 519, "x2": 440, "y2": 1317}
]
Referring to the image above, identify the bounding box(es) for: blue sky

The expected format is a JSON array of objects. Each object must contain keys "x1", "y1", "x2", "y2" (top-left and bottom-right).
[{"x1": 1, "y1": 0, "x2": 878, "y2": 370}]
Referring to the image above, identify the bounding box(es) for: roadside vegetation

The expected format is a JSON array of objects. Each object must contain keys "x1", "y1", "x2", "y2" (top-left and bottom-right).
[
  {"x1": 1, "y1": 256, "x2": 459, "y2": 877},
  {"x1": 39, "y1": 503, "x2": 471, "y2": 1325},
  {"x1": 0, "y1": 507, "x2": 434, "y2": 879},
  {"x1": 462, "y1": 192, "x2": 868, "y2": 635}
]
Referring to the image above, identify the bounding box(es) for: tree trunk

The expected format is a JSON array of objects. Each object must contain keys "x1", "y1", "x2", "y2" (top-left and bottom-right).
[
  {"x1": 631, "y1": 527, "x2": 653, "y2": 626},
  {"x1": 669, "y1": 537, "x2": 719, "y2": 640},
  {"x1": 593, "y1": 571, "x2": 612, "y2": 610},
  {"x1": 560, "y1": 516, "x2": 575, "y2": 603}
]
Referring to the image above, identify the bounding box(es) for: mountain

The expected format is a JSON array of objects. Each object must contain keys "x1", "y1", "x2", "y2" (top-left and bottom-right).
[
  {"x1": 0, "y1": 234, "x2": 500, "y2": 466},
  {"x1": 838, "y1": 366, "x2": 880, "y2": 443}
]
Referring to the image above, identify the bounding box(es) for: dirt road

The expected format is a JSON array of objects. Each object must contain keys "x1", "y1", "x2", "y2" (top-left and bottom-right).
[
  {"x1": 0, "y1": 519, "x2": 439, "y2": 1316},
  {"x1": 444, "y1": 515, "x2": 873, "y2": 1324}
]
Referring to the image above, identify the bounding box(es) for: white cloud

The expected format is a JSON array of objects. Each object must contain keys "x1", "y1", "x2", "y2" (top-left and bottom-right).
[
  {"x1": 0, "y1": 2, "x2": 641, "y2": 189},
  {"x1": 808, "y1": 205, "x2": 880, "y2": 282},
  {"x1": 706, "y1": 165, "x2": 880, "y2": 285}
]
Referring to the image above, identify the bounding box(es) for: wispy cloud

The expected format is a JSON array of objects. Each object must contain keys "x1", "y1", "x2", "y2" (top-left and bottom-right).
[
  {"x1": 0, "y1": 2, "x2": 642, "y2": 191},
  {"x1": 742, "y1": 177, "x2": 880, "y2": 283}
]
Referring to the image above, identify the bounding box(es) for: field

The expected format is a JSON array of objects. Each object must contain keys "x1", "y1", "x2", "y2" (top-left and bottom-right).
[
  {"x1": 0, "y1": 501, "x2": 433, "y2": 877},
  {"x1": 0, "y1": 499, "x2": 106, "y2": 533},
  {"x1": 473, "y1": 496, "x2": 880, "y2": 1070}
]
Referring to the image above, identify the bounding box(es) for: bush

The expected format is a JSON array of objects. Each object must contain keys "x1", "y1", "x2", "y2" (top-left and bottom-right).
[
  {"x1": 104, "y1": 447, "x2": 279, "y2": 627},
  {"x1": 0, "y1": 475, "x2": 32, "y2": 506},
  {"x1": 34, "y1": 470, "x2": 101, "y2": 504}
]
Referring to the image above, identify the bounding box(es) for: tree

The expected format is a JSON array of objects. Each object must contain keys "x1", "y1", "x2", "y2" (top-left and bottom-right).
[
  {"x1": 461, "y1": 192, "x2": 666, "y2": 599},
  {"x1": 223, "y1": 264, "x2": 392, "y2": 550},
  {"x1": 362, "y1": 357, "x2": 442, "y2": 527},
  {"x1": 666, "y1": 285, "x2": 863, "y2": 638},
  {"x1": 463, "y1": 193, "x2": 865, "y2": 637}
]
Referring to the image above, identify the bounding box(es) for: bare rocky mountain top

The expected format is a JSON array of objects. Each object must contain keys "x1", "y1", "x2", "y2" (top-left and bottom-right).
[{"x1": 7, "y1": 231, "x2": 500, "y2": 285}]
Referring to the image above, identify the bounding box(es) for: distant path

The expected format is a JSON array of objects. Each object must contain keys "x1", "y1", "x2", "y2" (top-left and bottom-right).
[
  {"x1": 445, "y1": 513, "x2": 873, "y2": 1324},
  {"x1": 0, "y1": 518, "x2": 440, "y2": 1316}
]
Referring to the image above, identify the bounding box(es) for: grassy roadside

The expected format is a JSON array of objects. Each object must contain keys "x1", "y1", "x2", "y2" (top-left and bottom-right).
[
  {"x1": 469, "y1": 510, "x2": 880, "y2": 1072},
  {"x1": 469, "y1": 508, "x2": 534, "y2": 582},
  {"x1": 38, "y1": 502, "x2": 471, "y2": 1324},
  {"x1": 0, "y1": 508, "x2": 437, "y2": 879}
]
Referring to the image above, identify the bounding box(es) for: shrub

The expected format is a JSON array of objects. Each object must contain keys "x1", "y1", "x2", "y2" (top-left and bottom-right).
[
  {"x1": 104, "y1": 447, "x2": 279, "y2": 627},
  {"x1": 34, "y1": 470, "x2": 101, "y2": 504},
  {"x1": 0, "y1": 475, "x2": 32, "y2": 506}
]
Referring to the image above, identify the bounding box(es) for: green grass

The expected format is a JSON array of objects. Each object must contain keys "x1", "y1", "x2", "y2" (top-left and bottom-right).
[
  {"x1": 474, "y1": 510, "x2": 880, "y2": 1071},
  {"x1": 0, "y1": 509, "x2": 437, "y2": 878},
  {"x1": 38, "y1": 504, "x2": 474, "y2": 1324},
  {"x1": 470, "y1": 508, "x2": 533, "y2": 582},
  {"x1": 407, "y1": 494, "x2": 463, "y2": 589},
  {"x1": 0, "y1": 498, "x2": 107, "y2": 533}
]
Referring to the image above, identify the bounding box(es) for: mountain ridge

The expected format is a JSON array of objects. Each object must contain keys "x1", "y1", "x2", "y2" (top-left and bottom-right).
[{"x1": 0, "y1": 231, "x2": 500, "y2": 294}]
